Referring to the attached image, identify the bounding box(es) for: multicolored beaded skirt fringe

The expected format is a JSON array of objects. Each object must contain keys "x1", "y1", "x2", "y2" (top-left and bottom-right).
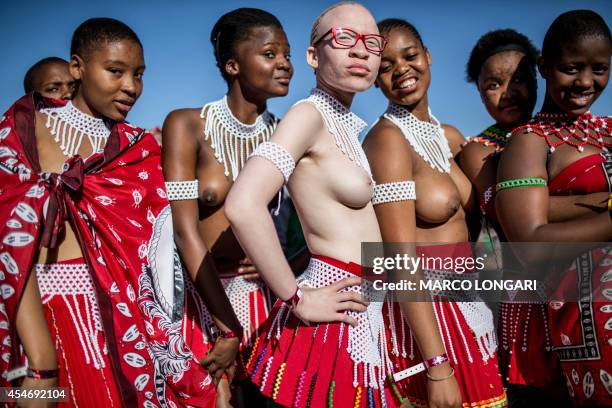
[{"x1": 246, "y1": 255, "x2": 398, "y2": 408}]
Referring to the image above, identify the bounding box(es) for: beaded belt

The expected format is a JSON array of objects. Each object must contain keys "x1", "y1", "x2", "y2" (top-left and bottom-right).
[
  {"x1": 36, "y1": 262, "x2": 95, "y2": 297},
  {"x1": 294, "y1": 257, "x2": 391, "y2": 389}
]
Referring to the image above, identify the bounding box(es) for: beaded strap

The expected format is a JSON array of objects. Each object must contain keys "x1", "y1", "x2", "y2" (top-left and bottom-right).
[
  {"x1": 496, "y1": 177, "x2": 547, "y2": 192},
  {"x1": 372, "y1": 181, "x2": 416, "y2": 205},
  {"x1": 27, "y1": 368, "x2": 59, "y2": 379},
  {"x1": 165, "y1": 180, "x2": 199, "y2": 201},
  {"x1": 479, "y1": 185, "x2": 495, "y2": 214},
  {"x1": 251, "y1": 142, "x2": 296, "y2": 183}
]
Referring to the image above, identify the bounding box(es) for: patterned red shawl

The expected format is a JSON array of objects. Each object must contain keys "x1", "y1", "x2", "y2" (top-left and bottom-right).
[{"x1": 0, "y1": 94, "x2": 216, "y2": 407}]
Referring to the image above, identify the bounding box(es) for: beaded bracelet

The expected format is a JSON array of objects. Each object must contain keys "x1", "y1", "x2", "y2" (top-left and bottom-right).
[
  {"x1": 426, "y1": 367, "x2": 455, "y2": 382},
  {"x1": 496, "y1": 177, "x2": 547, "y2": 192},
  {"x1": 284, "y1": 287, "x2": 303, "y2": 309},
  {"x1": 608, "y1": 193, "x2": 612, "y2": 212},
  {"x1": 424, "y1": 353, "x2": 449, "y2": 369},
  {"x1": 27, "y1": 368, "x2": 59, "y2": 379},
  {"x1": 219, "y1": 330, "x2": 240, "y2": 340}
]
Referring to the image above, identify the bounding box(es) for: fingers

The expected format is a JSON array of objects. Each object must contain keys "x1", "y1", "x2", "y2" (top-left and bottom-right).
[
  {"x1": 214, "y1": 367, "x2": 225, "y2": 380},
  {"x1": 329, "y1": 276, "x2": 362, "y2": 291},
  {"x1": 336, "y1": 291, "x2": 369, "y2": 305},
  {"x1": 207, "y1": 362, "x2": 218, "y2": 374},
  {"x1": 226, "y1": 365, "x2": 237, "y2": 383},
  {"x1": 242, "y1": 273, "x2": 260, "y2": 281},
  {"x1": 335, "y1": 301, "x2": 367, "y2": 313},
  {"x1": 201, "y1": 354, "x2": 213, "y2": 367},
  {"x1": 333, "y1": 312, "x2": 358, "y2": 327},
  {"x1": 237, "y1": 265, "x2": 256, "y2": 274}
]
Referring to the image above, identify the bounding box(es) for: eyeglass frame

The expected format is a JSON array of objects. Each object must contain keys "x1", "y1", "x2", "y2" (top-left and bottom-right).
[{"x1": 313, "y1": 27, "x2": 388, "y2": 54}]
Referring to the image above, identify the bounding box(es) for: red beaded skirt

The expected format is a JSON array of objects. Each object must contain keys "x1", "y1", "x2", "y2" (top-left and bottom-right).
[
  {"x1": 384, "y1": 299, "x2": 507, "y2": 408},
  {"x1": 245, "y1": 255, "x2": 398, "y2": 408},
  {"x1": 498, "y1": 301, "x2": 562, "y2": 387},
  {"x1": 36, "y1": 258, "x2": 123, "y2": 406}
]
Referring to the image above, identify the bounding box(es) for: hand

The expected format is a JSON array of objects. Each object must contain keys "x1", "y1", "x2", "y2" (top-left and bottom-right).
[
  {"x1": 237, "y1": 257, "x2": 260, "y2": 281},
  {"x1": 426, "y1": 364, "x2": 462, "y2": 408},
  {"x1": 201, "y1": 337, "x2": 240, "y2": 379},
  {"x1": 215, "y1": 377, "x2": 233, "y2": 408},
  {"x1": 578, "y1": 191, "x2": 610, "y2": 211},
  {"x1": 18, "y1": 376, "x2": 58, "y2": 408},
  {"x1": 293, "y1": 276, "x2": 369, "y2": 327}
]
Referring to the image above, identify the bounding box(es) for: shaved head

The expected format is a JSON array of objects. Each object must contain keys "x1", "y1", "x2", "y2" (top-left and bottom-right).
[{"x1": 310, "y1": 2, "x2": 374, "y2": 45}]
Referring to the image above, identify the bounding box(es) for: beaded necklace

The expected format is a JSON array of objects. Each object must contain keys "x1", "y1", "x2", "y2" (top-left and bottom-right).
[
  {"x1": 201, "y1": 96, "x2": 278, "y2": 181},
  {"x1": 383, "y1": 103, "x2": 452, "y2": 173},
  {"x1": 469, "y1": 125, "x2": 510, "y2": 153},
  {"x1": 41, "y1": 101, "x2": 111, "y2": 157},
  {"x1": 300, "y1": 88, "x2": 370, "y2": 176},
  {"x1": 514, "y1": 111, "x2": 612, "y2": 153}
]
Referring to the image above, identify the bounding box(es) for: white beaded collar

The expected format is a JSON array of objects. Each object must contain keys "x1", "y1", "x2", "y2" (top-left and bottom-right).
[
  {"x1": 201, "y1": 96, "x2": 278, "y2": 181},
  {"x1": 41, "y1": 101, "x2": 111, "y2": 157},
  {"x1": 383, "y1": 103, "x2": 452, "y2": 173},
  {"x1": 301, "y1": 88, "x2": 371, "y2": 176}
]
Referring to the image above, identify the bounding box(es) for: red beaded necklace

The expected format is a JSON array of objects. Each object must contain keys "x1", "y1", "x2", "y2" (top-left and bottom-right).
[{"x1": 514, "y1": 111, "x2": 612, "y2": 153}]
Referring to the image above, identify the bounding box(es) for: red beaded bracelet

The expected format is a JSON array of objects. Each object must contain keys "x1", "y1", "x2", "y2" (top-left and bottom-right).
[
  {"x1": 423, "y1": 353, "x2": 449, "y2": 369},
  {"x1": 26, "y1": 368, "x2": 59, "y2": 379},
  {"x1": 284, "y1": 287, "x2": 303, "y2": 308},
  {"x1": 219, "y1": 330, "x2": 240, "y2": 339}
]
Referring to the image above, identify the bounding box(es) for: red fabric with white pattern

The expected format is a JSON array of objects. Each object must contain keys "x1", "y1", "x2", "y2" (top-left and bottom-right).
[{"x1": 0, "y1": 94, "x2": 216, "y2": 407}]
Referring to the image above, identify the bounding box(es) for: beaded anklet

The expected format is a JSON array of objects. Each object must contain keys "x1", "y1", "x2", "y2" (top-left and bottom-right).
[{"x1": 496, "y1": 177, "x2": 547, "y2": 192}]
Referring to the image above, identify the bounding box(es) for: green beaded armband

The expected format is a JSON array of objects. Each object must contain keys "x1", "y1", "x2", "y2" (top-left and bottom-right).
[{"x1": 496, "y1": 177, "x2": 547, "y2": 191}]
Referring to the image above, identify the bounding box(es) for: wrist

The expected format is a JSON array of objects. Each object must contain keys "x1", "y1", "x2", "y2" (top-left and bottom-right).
[
  {"x1": 283, "y1": 287, "x2": 303, "y2": 309},
  {"x1": 212, "y1": 326, "x2": 243, "y2": 342},
  {"x1": 426, "y1": 361, "x2": 452, "y2": 376},
  {"x1": 26, "y1": 368, "x2": 59, "y2": 380},
  {"x1": 426, "y1": 366, "x2": 455, "y2": 382},
  {"x1": 219, "y1": 329, "x2": 241, "y2": 340},
  {"x1": 27, "y1": 355, "x2": 58, "y2": 371},
  {"x1": 423, "y1": 352, "x2": 449, "y2": 369}
]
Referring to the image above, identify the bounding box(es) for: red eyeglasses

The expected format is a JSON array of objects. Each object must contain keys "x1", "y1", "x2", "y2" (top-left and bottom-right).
[{"x1": 314, "y1": 27, "x2": 387, "y2": 53}]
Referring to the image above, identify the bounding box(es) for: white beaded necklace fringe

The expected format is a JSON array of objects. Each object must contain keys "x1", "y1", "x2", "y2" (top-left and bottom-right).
[
  {"x1": 201, "y1": 96, "x2": 278, "y2": 181},
  {"x1": 383, "y1": 103, "x2": 452, "y2": 174},
  {"x1": 41, "y1": 101, "x2": 110, "y2": 157},
  {"x1": 299, "y1": 88, "x2": 371, "y2": 176}
]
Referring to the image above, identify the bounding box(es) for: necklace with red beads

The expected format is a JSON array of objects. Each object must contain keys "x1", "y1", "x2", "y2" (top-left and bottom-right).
[{"x1": 514, "y1": 111, "x2": 612, "y2": 153}]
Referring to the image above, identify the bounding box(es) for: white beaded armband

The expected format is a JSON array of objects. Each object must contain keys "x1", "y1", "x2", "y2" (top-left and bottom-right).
[
  {"x1": 251, "y1": 142, "x2": 296, "y2": 183},
  {"x1": 165, "y1": 180, "x2": 199, "y2": 201},
  {"x1": 372, "y1": 181, "x2": 416, "y2": 205}
]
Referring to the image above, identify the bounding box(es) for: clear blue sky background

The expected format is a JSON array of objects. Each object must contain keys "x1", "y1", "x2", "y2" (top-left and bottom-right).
[{"x1": 1, "y1": 1, "x2": 610, "y2": 138}]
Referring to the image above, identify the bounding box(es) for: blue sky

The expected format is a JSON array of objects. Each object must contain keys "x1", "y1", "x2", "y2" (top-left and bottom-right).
[{"x1": 1, "y1": 0, "x2": 610, "y2": 138}]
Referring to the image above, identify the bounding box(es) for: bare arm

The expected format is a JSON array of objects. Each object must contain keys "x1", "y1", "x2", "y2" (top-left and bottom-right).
[
  {"x1": 225, "y1": 103, "x2": 368, "y2": 326},
  {"x1": 496, "y1": 131, "x2": 612, "y2": 243},
  {"x1": 548, "y1": 192, "x2": 609, "y2": 222},
  {"x1": 162, "y1": 110, "x2": 240, "y2": 378},
  {"x1": 443, "y1": 125, "x2": 476, "y2": 214},
  {"x1": 16, "y1": 270, "x2": 59, "y2": 408},
  {"x1": 442, "y1": 124, "x2": 466, "y2": 158},
  {"x1": 459, "y1": 141, "x2": 607, "y2": 222},
  {"x1": 363, "y1": 123, "x2": 461, "y2": 408},
  {"x1": 459, "y1": 142, "x2": 498, "y2": 218},
  {"x1": 15, "y1": 271, "x2": 57, "y2": 370}
]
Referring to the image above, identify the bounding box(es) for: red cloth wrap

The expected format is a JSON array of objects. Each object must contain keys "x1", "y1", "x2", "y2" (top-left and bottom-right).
[{"x1": 0, "y1": 94, "x2": 216, "y2": 407}]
